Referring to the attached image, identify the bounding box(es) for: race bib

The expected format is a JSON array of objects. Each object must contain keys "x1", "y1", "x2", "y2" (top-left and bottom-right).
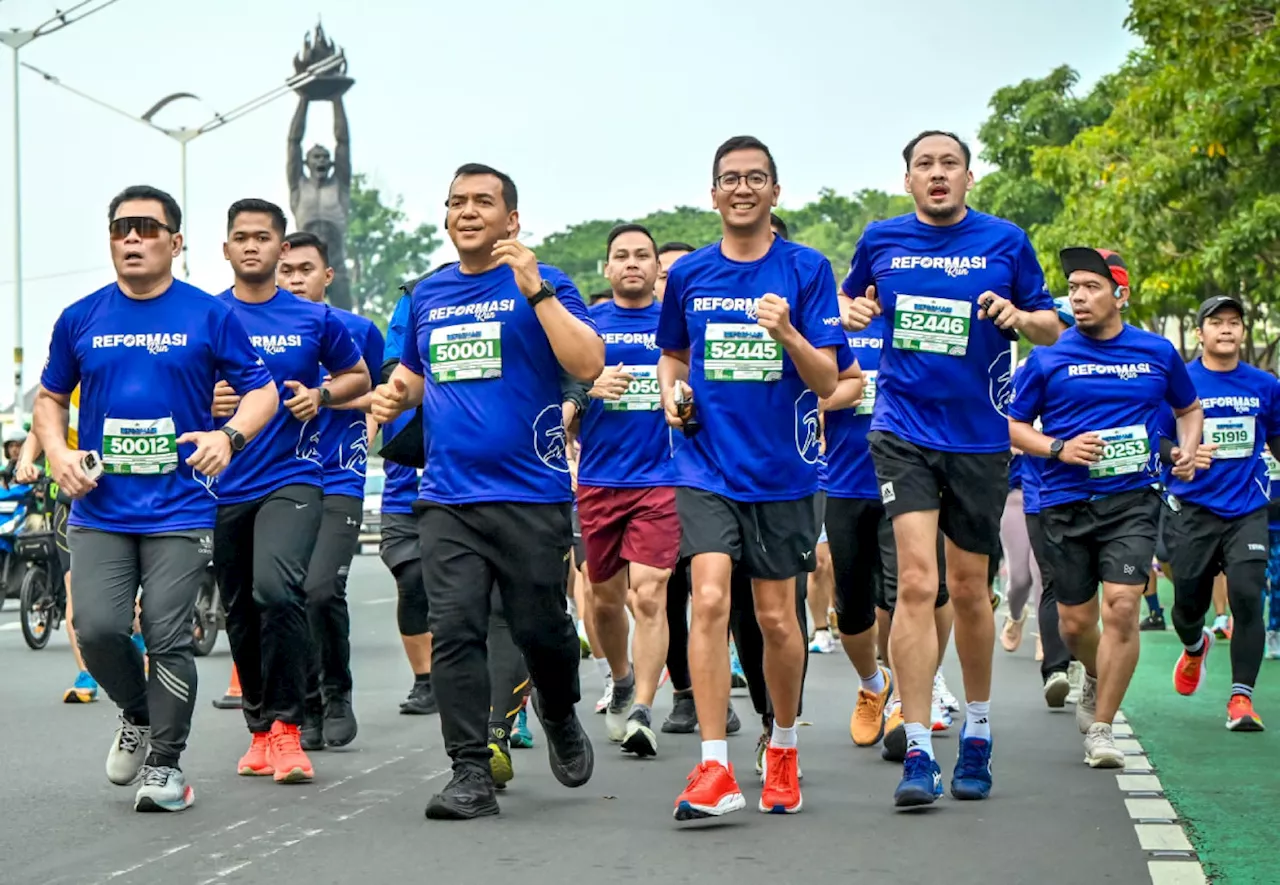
[
  {"x1": 856, "y1": 370, "x2": 877, "y2": 416},
  {"x1": 704, "y1": 323, "x2": 783, "y2": 382},
  {"x1": 101, "y1": 417, "x2": 178, "y2": 476},
  {"x1": 1262, "y1": 451, "x2": 1280, "y2": 480},
  {"x1": 1204, "y1": 416, "x2": 1255, "y2": 460},
  {"x1": 604, "y1": 365, "x2": 661, "y2": 412},
  {"x1": 429, "y1": 322, "x2": 502, "y2": 383},
  {"x1": 893, "y1": 296, "x2": 972, "y2": 356},
  {"x1": 1090, "y1": 424, "x2": 1150, "y2": 478}
]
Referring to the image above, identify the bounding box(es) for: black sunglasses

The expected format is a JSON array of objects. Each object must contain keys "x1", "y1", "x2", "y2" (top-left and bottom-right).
[{"x1": 109, "y1": 216, "x2": 175, "y2": 240}]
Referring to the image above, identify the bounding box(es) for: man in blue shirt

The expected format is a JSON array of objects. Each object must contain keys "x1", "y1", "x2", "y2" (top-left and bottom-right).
[
  {"x1": 279, "y1": 231, "x2": 386, "y2": 751},
  {"x1": 1166, "y1": 295, "x2": 1280, "y2": 732},
  {"x1": 842, "y1": 131, "x2": 1060, "y2": 807},
  {"x1": 656, "y1": 136, "x2": 844, "y2": 820},
  {"x1": 1009, "y1": 247, "x2": 1202, "y2": 768},
  {"x1": 372, "y1": 163, "x2": 604, "y2": 821},
  {"x1": 213, "y1": 200, "x2": 371, "y2": 786},
  {"x1": 34, "y1": 185, "x2": 278, "y2": 812}
]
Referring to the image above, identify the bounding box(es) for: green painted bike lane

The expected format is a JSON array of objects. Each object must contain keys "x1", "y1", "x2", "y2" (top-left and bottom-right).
[{"x1": 1123, "y1": 582, "x2": 1278, "y2": 884}]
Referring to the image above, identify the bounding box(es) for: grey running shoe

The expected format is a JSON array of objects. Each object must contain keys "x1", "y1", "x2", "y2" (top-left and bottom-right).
[
  {"x1": 605, "y1": 676, "x2": 635, "y2": 742},
  {"x1": 1043, "y1": 671, "x2": 1071, "y2": 709},
  {"x1": 726, "y1": 703, "x2": 742, "y2": 735},
  {"x1": 1076, "y1": 673, "x2": 1098, "y2": 734},
  {"x1": 1083, "y1": 722, "x2": 1125, "y2": 768},
  {"x1": 662, "y1": 691, "x2": 697, "y2": 734},
  {"x1": 621, "y1": 708, "x2": 658, "y2": 758},
  {"x1": 134, "y1": 765, "x2": 194, "y2": 812},
  {"x1": 106, "y1": 716, "x2": 150, "y2": 786}
]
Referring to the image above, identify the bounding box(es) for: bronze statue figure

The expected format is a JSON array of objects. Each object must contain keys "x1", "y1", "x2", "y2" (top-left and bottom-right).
[{"x1": 287, "y1": 22, "x2": 355, "y2": 310}]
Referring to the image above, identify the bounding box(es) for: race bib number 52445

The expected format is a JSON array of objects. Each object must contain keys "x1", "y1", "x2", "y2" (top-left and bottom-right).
[{"x1": 704, "y1": 324, "x2": 783, "y2": 382}]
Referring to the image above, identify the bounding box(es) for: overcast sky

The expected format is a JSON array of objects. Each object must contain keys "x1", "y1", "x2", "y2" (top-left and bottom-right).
[{"x1": 0, "y1": 0, "x2": 1139, "y2": 403}]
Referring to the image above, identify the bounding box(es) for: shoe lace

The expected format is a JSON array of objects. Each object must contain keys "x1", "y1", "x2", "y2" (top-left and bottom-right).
[
  {"x1": 957, "y1": 738, "x2": 990, "y2": 775},
  {"x1": 763, "y1": 749, "x2": 798, "y2": 795},
  {"x1": 686, "y1": 761, "x2": 722, "y2": 790},
  {"x1": 854, "y1": 690, "x2": 881, "y2": 727},
  {"x1": 903, "y1": 750, "x2": 934, "y2": 779},
  {"x1": 140, "y1": 765, "x2": 172, "y2": 787},
  {"x1": 117, "y1": 720, "x2": 145, "y2": 753},
  {"x1": 272, "y1": 726, "x2": 303, "y2": 756}
]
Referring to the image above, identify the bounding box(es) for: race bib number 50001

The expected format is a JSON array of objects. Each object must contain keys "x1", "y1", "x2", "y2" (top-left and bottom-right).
[
  {"x1": 893, "y1": 295, "x2": 972, "y2": 356},
  {"x1": 1204, "y1": 416, "x2": 1255, "y2": 460},
  {"x1": 102, "y1": 417, "x2": 178, "y2": 476},
  {"x1": 704, "y1": 324, "x2": 783, "y2": 382},
  {"x1": 429, "y1": 322, "x2": 502, "y2": 383},
  {"x1": 1089, "y1": 424, "x2": 1150, "y2": 478},
  {"x1": 604, "y1": 365, "x2": 661, "y2": 412}
]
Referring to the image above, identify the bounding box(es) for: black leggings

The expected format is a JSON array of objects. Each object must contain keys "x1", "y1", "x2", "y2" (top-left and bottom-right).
[
  {"x1": 488, "y1": 586, "x2": 531, "y2": 733},
  {"x1": 394, "y1": 559, "x2": 429, "y2": 637},
  {"x1": 665, "y1": 558, "x2": 693, "y2": 692},
  {"x1": 1173, "y1": 559, "x2": 1267, "y2": 689}
]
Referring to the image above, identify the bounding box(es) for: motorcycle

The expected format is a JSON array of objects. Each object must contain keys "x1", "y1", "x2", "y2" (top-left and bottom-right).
[
  {"x1": 6, "y1": 475, "x2": 63, "y2": 650},
  {"x1": 0, "y1": 473, "x2": 38, "y2": 600}
]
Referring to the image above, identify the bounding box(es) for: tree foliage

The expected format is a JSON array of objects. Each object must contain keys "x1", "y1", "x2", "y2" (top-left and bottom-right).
[
  {"x1": 1030, "y1": 2, "x2": 1280, "y2": 361},
  {"x1": 346, "y1": 174, "x2": 441, "y2": 329}
]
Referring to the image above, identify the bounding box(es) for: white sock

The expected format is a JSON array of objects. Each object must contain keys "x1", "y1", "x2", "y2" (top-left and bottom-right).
[
  {"x1": 904, "y1": 722, "x2": 933, "y2": 759},
  {"x1": 594, "y1": 656, "x2": 611, "y2": 683},
  {"x1": 965, "y1": 700, "x2": 991, "y2": 740},
  {"x1": 701, "y1": 739, "x2": 729, "y2": 767},
  {"x1": 770, "y1": 723, "x2": 798, "y2": 749},
  {"x1": 860, "y1": 668, "x2": 886, "y2": 696}
]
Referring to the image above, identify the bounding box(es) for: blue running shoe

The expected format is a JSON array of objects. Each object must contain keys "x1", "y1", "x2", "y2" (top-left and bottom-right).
[
  {"x1": 63, "y1": 670, "x2": 99, "y2": 704},
  {"x1": 510, "y1": 705, "x2": 534, "y2": 749},
  {"x1": 950, "y1": 725, "x2": 994, "y2": 800},
  {"x1": 729, "y1": 641, "x2": 748, "y2": 690},
  {"x1": 894, "y1": 750, "x2": 942, "y2": 808}
]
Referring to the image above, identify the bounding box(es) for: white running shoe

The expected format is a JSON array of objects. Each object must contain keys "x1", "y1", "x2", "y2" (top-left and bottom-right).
[
  {"x1": 933, "y1": 669, "x2": 959, "y2": 713},
  {"x1": 930, "y1": 698, "x2": 952, "y2": 732},
  {"x1": 1044, "y1": 671, "x2": 1071, "y2": 709},
  {"x1": 134, "y1": 765, "x2": 195, "y2": 812},
  {"x1": 1076, "y1": 673, "x2": 1098, "y2": 734},
  {"x1": 605, "y1": 678, "x2": 635, "y2": 742},
  {"x1": 1212, "y1": 614, "x2": 1231, "y2": 638},
  {"x1": 594, "y1": 676, "x2": 613, "y2": 715},
  {"x1": 1084, "y1": 722, "x2": 1125, "y2": 768},
  {"x1": 1265, "y1": 630, "x2": 1280, "y2": 660},
  {"x1": 1066, "y1": 660, "x2": 1085, "y2": 705},
  {"x1": 808, "y1": 629, "x2": 838, "y2": 655},
  {"x1": 106, "y1": 716, "x2": 150, "y2": 786}
]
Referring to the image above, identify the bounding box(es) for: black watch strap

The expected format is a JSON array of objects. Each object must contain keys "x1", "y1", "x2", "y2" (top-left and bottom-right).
[
  {"x1": 527, "y1": 279, "x2": 556, "y2": 308},
  {"x1": 220, "y1": 425, "x2": 247, "y2": 453},
  {"x1": 1048, "y1": 438, "x2": 1065, "y2": 460},
  {"x1": 319, "y1": 386, "x2": 333, "y2": 406}
]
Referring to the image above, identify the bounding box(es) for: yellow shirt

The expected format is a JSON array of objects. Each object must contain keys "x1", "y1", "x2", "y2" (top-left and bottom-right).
[{"x1": 67, "y1": 385, "x2": 80, "y2": 449}]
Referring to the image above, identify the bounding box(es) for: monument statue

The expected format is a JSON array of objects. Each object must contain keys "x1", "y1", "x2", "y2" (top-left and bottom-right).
[{"x1": 288, "y1": 22, "x2": 355, "y2": 310}]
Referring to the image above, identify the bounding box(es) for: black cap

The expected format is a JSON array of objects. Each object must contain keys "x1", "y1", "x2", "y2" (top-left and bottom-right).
[
  {"x1": 1196, "y1": 295, "x2": 1245, "y2": 326},
  {"x1": 1060, "y1": 247, "x2": 1129, "y2": 288}
]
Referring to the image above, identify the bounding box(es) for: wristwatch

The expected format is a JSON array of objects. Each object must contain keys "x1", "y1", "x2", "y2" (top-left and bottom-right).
[
  {"x1": 527, "y1": 279, "x2": 557, "y2": 308},
  {"x1": 319, "y1": 386, "x2": 333, "y2": 407},
  {"x1": 220, "y1": 425, "x2": 247, "y2": 454},
  {"x1": 1048, "y1": 438, "x2": 1065, "y2": 461}
]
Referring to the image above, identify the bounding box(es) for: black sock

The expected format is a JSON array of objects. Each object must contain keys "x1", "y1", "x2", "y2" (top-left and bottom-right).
[
  {"x1": 126, "y1": 710, "x2": 150, "y2": 728},
  {"x1": 145, "y1": 752, "x2": 179, "y2": 769},
  {"x1": 415, "y1": 672, "x2": 432, "y2": 686}
]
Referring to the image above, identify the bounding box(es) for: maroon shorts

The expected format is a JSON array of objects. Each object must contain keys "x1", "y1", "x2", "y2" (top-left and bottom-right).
[{"x1": 576, "y1": 485, "x2": 681, "y2": 583}]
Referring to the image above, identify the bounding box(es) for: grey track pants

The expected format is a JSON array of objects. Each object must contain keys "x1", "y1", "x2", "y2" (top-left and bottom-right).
[
  {"x1": 69, "y1": 526, "x2": 213, "y2": 764},
  {"x1": 1000, "y1": 488, "x2": 1042, "y2": 620}
]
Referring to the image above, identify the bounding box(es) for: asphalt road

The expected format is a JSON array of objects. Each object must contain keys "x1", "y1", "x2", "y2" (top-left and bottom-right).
[{"x1": 0, "y1": 557, "x2": 1149, "y2": 885}]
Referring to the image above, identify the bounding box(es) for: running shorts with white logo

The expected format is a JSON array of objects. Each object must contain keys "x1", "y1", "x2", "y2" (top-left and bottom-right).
[
  {"x1": 1166, "y1": 501, "x2": 1269, "y2": 580},
  {"x1": 576, "y1": 485, "x2": 681, "y2": 583},
  {"x1": 1039, "y1": 488, "x2": 1161, "y2": 607},
  {"x1": 675, "y1": 487, "x2": 816, "y2": 581},
  {"x1": 867, "y1": 429, "x2": 1009, "y2": 557}
]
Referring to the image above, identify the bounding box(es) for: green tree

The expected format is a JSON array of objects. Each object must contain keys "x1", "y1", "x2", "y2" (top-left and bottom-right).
[
  {"x1": 1031, "y1": 2, "x2": 1279, "y2": 362},
  {"x1": 346, "y1": 174, "x2": 441, "y2": 329}
]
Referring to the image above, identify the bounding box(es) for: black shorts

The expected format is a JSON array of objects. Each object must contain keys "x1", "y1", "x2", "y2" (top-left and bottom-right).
[
  {"x1": 876, "y1": 514, "x2": 951, "y2": 612},
  {"x1": 676, "y1": 487, "x2": 816, "y2": 581},
  {"x1": 1155, "y1": 505, "x2": 1171, "y2": 566},
  {"x1": 1025, "y1": 511, "x2": 1053, "y2": 601},
  {"x1": 379, "y1": 511, "x2": 420, "y2": 571},
  {"x1": 825, "y1": 497, "x2": 884, "y2": 635},
  {"x1": 813, "y1": 490, "x2": 828, "y2": 546},
  {"x1": 54, "y1": 500, "x2": 71, "y2": 574},
  {"x1": 1040, "y1": 488, "x2": 1161, "y2": 607},
  {"x1": 1166, "y1": 502, "x2": 1269, "y2": 584},
  {"x1": 868, "y1": 430, "x2": 1008, "y2": 557},
  {"x1": 571, "y1": 506, "x2": 586, "y2": 571}
]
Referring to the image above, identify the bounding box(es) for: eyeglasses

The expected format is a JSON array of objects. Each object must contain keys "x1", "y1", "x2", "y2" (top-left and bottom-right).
[
  {"x1": 715, "y1": 171, "x2": 771, "y2": 192},
  {"x1": 109, "y1": 216, "x2": 175, "y2": 240}
]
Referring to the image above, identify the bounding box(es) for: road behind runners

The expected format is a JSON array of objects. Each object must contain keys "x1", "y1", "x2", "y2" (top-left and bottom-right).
[{"x1": 0, "y1": 558, "x2": 1147, "y2": 885}]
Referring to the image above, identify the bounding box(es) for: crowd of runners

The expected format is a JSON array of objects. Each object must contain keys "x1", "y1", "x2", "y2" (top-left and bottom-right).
[{"x1": 18, "y1": 128, "x2": 1279, "y2": 819}]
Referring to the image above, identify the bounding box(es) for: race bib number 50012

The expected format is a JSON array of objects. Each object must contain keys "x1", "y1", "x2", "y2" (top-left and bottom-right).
[
  {"x1": 893, "y1": 295, "x2": 972, "y2": 356},
  {"x1": 704, "y1": 324, "x2": 783, "y2": 382},
  {"x1": 102, "y1": 417, "x2": 178, "y2": 476},
  {"x1": 1089, "y1": 424, "x2": 1150, "y2": 478}
]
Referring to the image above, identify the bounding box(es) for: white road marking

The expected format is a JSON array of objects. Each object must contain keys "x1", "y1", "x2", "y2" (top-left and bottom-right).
[{"x1": 1135, "y1": 824, "x2": 1193, "y2": 852}]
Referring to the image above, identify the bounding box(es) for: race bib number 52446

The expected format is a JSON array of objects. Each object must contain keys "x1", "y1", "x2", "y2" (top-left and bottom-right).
[{"x1": 893, "y1": 295, "x2": 971, "y2": 356}]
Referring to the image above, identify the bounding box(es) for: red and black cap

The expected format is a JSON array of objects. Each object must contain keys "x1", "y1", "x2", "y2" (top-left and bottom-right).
[{"x1": 1060, "y1": 247, "x2": 1129, "y2": 289}]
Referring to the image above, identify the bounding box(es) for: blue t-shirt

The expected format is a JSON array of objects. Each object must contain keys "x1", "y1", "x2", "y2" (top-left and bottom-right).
[
  {"x1": 656, "y1": 238, "x2": 847, "y2": 502},
  {"x1": 841, "y1": 210, "x2": 1054, "y2": 453},
  {"x1": 318, "y1": 310, "x2": 385, "y2": 499},
  {"x1": 1167, "y1": 359, "x2": 1280, "y2": 519},
  {"x1": 1022, "y1": 454, "x2": 1046, "y2": 514},
  {"x1": 399, "y1": 263, "x2": 597, "y2": 505},
  {"x1": 1008, "y1": 325, "x2": 1197, "y2": 508},
  {"x1": 823, "y1": 315, "x2": 886, "y2": 500},
  {"x1": 213, "y1": 288, "x2": 364, "y2": 505},
  {"x1": 41, "y1": 280, "x2": 273, "y2": 533},
  {"x1": 578, "y1": 300, "x2": 673, "y2": 488},
  {"x1": 381, "y1": 410, "x2": 421, "y2": 516},
  {"x1": 385, "y1": 292, "x2": 413, "y2": 375}
]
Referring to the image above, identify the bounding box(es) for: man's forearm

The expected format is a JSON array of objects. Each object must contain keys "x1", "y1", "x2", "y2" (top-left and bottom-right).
[
  {"x1": 227, "y1": 384, "x2": 280, "y2": 441},
  {"x1": 324, "y1": 363, "x2": 372, "y2": 407},
  {"x1": 1176, "y1": 405, "x2": 1204, "y2": 459},
  {"x1": 780, "y1": 331, "x2": 837, "y2": 398},
  {"x1": 1009, "y1": 419, "x2": 1054, "y2": 457},
  {"x1": 1019, "y1": 310, "x2": 1061, "y2": 346},
  {"x1": 536, "y1": 300, "x2": 604, "y2": 381},
  {"x1": 820, "y1": 377, "x2": 865, "y2": 412},
  {"x1": 658, "y1": 351, "x2": 690, "y2": 392},
  {"x1": 33, "y1": 392, "x2": 71, "y2": 457}
]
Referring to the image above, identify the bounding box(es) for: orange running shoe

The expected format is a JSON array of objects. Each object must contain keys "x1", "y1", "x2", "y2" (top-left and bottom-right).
[
  {"x1": 1173, "y1": 628, "x2": 1213, "y2": 696},
  {"x1": 850, "y1": 666, "x2": 893, "y2": 747},
  {"x1": 759, "y1": 746, "x2": 802, "y2": 814},
  {"x1": 1226, "y1": 695, "x2": 1265, "y2": 732},
  {"x1": 237, "y1": 732, "x2": 273, "y2": 777},
  {"x1": 268, "y1": 721, "x2": 314, "y2": 784},
  {"x1": 673, "y1": 761, "x2": 745, "y2": 821}
]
